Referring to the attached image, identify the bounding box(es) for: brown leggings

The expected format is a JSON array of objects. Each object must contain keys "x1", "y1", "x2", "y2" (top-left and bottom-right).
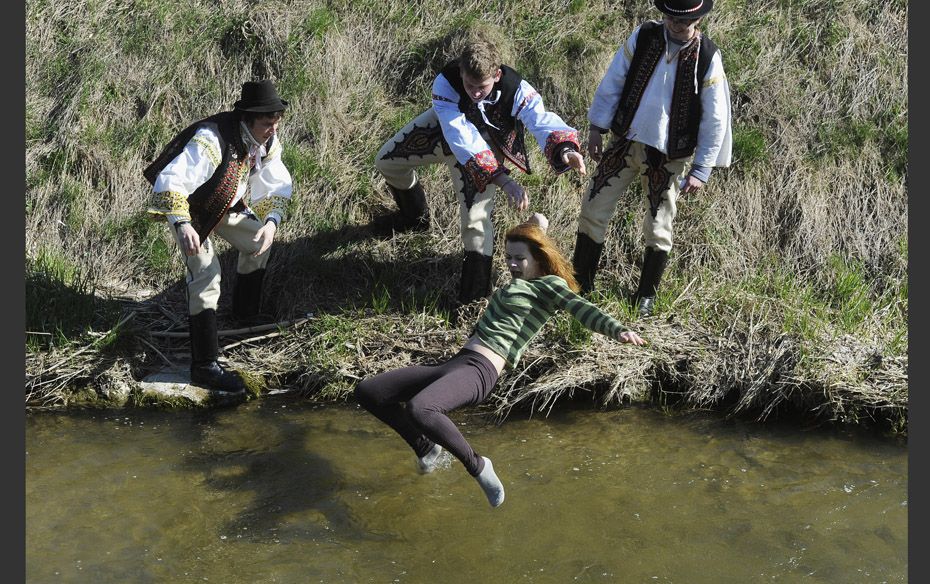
[{"x1": 354, "y1": 348, "x2": 500, "y2": 476}]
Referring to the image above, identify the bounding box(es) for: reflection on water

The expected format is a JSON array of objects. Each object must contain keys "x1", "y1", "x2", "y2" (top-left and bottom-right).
[{"x1": 26, "y1": 401, "x2": 907, "y2": 583}]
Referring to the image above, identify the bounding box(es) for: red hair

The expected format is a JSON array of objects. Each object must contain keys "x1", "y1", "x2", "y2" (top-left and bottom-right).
[{"x1": 505, "y1": 223, "x2": 581, "y2": 292}]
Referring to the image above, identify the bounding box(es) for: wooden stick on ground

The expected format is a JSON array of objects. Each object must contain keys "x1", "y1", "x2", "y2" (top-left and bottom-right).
[
  {"x1": 139, "y1": 337, "x2": 177, "y2": 368},
  {"x1": 150, "y1": 316, "x2": 311, "y2": 339}
]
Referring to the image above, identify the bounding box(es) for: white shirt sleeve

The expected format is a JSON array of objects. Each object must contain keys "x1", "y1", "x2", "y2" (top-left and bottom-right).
[
  {"x1": 152, "y1": 126, "x2": 221, "y2": 196},
  {"x1": 512, "y1": 79, "x2": 580, "y2": 168},
  {"x1": 148, "y1": 125, "x2": 222, "y2": 220},
  {"x1": 248, "y1": 137, "x2": 293, "y2": 224},
  {"x1": 693, "y1": 50, "x2": 732, "y2": 168},
  {"x1": 588, "y1": 26, "x2": 640, "y2": 130}
]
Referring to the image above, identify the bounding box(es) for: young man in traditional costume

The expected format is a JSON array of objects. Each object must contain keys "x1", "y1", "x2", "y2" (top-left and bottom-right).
[
  {"x1": 572, "y1": 0, "x2": 732, "y2": 316},
  {"x1": 144, "y1": 80, "x2": 293, "y2": 395},
  {"x1": 375, "y1": 26, "x2": 587, "y2": 306}
]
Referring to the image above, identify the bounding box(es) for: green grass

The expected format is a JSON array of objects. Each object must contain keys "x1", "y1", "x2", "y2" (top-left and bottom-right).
[
  {"x1": 100, "y1": 213, "x2": 177, "y2": 275},
  {"x1": 25, "y1": 248, "x2": 98, "y2": 349},
  {"x1": 720, "y1": 31, "x2": 763, "y2": 94},
  {"x1": 370, "y1": 282, "x2": 392, "y2": 314},
  {"x1": 306, "y1": 312, "x2": 362, "y2": 359},
  {"x1": 876, "y1": 110, "x2": 908, "y2": 181},
  {"x1": 732, "y1": 125, "x2": 769, "y2": 168},
  {"x1": 549, "y1": 312, "x2": 593, "y2": 348},
  {"x1": 25, "y1": 0, "x2": 907, "y2": 426},
  {"x1": 300, "y1": 7, "x2": 337, "y2": 41},
  {"x1": 814, "y1": 117, "x2": 879, "y2": 159},
  {"x1": 822, "y1": 255, "x2": 874, "y2": 330}
]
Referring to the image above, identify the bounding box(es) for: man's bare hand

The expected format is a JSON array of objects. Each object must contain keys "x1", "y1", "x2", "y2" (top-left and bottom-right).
[
  {"x1": 177, "y1": 223, "x2": 202, "y2": 256},
  {"x1": 679, "y1": 175, "x2": 705, "y2": 195},
  {"x1": 499, "y1": 178, "x2": 529, "y2": 211},
  {"x1": 252, "y1": 221, "x2": 277, "y2": 256},
  {"x1": 562, "y1": 150, "x2": 587, "y2": 175}
]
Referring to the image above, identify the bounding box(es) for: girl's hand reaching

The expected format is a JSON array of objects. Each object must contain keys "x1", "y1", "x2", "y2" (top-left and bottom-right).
[{"x1": 616, "y1": 330, "x2": 647, "y2": 346}]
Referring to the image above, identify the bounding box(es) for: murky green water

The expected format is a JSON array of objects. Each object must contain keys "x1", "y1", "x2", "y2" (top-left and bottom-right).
[{"x1": 26, "y1": 400, "x2": 907, "y2": 583}]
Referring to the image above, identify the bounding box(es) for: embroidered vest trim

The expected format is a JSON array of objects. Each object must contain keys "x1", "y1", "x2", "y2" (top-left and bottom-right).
[{"x1": 610, "y1": 21, "x2": 717, "y2": 160}]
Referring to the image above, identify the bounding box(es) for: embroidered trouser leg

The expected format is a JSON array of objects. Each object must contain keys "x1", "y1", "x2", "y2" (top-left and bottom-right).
[
  {"x1": 354, "y1": 349, "x2": 500, "y2": 476},
  {"x1": 449, "y1": 161, "x2": 498, "y2": 256},
  {"x1": 638, "y1": 145, "x2": 687, "y2": 253},
  {"x1": 577, "y1": 140, "x2": 688, "y2": 252},
  {"x1": 175, "y1": 211, "x2": 270, "y2": 315},
  {"x1": 376, "y1": 108, "x2": 450, "y2": 191},
  {"x1": 375, "y1": 108, "x2": 500, "y2": 256}
]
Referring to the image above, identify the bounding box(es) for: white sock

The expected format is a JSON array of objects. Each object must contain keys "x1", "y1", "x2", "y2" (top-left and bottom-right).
[
  {"x1": 475, "y1": 456, "x2": 505, "y2": 508},
  {"x1": 416, "y1": 443, "x2": 443, "y2": 474}
]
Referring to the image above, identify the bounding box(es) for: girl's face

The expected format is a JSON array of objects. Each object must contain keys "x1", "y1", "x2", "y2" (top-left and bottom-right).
[
  {"x1": 461, "y1": 69, "x2": 502, "y2": 102},
  {"x1": 505, "y1": 240, "x2": 542, "y2": 280}
]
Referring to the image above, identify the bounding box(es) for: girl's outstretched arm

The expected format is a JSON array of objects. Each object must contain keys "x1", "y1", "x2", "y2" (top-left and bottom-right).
[{"x1": 539, "y1": 277, "x2": 646, "y2": 346}]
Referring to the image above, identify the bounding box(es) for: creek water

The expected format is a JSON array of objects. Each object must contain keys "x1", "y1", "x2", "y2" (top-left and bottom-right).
[{"x1": 26, "y1": 400, "x2": 907, "y2": 583}]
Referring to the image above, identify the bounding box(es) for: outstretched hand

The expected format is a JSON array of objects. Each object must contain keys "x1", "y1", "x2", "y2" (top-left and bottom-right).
[{"x1": 616, "y1": 330, "x2": 647, "y2": 346}]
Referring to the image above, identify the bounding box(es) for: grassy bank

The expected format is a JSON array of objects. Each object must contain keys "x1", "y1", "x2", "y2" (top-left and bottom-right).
[{"x1": 25, "y1": 0, "x2": 907, "y2": 434}]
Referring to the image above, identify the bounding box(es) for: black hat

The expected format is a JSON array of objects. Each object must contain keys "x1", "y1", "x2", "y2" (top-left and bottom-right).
[
  {"x1": 653, "y1": 0, "x2": 714, "y2": 19},
  {"x1": 234, "y1": 80, "x2": 289, "y2": 113}
]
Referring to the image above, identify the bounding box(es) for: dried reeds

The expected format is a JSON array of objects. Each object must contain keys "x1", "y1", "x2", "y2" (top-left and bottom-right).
[{"x1": 25, "y1": 1, "x2": 908, "y2": 433}]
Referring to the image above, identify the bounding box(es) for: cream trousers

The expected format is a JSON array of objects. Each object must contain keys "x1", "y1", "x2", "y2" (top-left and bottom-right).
[
  {"x1": 577, "y1": 139, "x2": 689, "y2": 252},
  {"x1": 375, "y1": 108, "x2": 505, "y2": 257},
  {"x1": 172, "y1": 210, "x2": 270, "y2": 315}
]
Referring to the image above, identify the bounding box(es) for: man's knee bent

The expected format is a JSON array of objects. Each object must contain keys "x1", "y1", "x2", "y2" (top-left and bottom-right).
[{"x1": 376, "y1": 161, "x2": 418, "y2": 191}]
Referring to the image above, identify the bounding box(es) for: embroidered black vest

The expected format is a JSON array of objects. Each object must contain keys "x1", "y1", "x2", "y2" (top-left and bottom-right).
[
  {"x1": 144, "y1": 111, "x2": 276, "y2": 241},
  {"x1": 440, "y1": 60, "x2": 531, "y2": 173},
  {"x1": 610, "y1": 21, "x2": 718, "y2": 160}
]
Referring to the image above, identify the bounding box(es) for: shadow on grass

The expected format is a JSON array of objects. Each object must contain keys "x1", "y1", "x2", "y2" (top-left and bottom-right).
[
  {"x1": 119, "y1": 216, "x2": 488, "y2": 380},
  {"x1": 26, "y1": 256, "x2": 126, "y2": 351},
  {"x1": 147, "y1": 218, "x2": 473, "y2": 323},
  {"x1": 25, "y1": 255, "x2": 146, "y2": 405}
]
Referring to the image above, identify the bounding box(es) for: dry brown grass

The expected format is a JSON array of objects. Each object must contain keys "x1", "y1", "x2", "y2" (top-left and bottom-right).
[{"x1": 25, "y1": 0, "x2": 907, "y2": 433}]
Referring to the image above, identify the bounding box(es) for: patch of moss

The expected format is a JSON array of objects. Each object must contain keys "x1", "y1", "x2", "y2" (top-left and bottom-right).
[
  {"x1": 236, "y1": 369, "x2": 267, "y2": 399},
  {"x1": 128, "y1": 388, "x2": 204, "y2": 410}
]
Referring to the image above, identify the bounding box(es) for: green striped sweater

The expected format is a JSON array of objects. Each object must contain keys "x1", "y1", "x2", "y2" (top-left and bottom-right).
[{"x1": 474, "y1": 275, "x2": 629, "y2": 368}]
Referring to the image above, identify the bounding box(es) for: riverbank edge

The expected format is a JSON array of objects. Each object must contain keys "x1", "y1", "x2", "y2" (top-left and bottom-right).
[{"x1": 25, "y1": 310, "x2": 908, "y2": 439}]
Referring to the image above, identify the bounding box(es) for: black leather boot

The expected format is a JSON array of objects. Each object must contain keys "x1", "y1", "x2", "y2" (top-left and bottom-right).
[
  {"x1": 232, "y1": 268, "x2": 266, "y2": 324},
  {"x1": 572, "y1": 232, "x2": 604, "y2": 294},
  {"x1": 633, "y1": 247, "x2": 669, "y2": 317},
  {"x1": 458, "y1": 251, "x2": 494, "y2": 305},
  {"x1": 385, "y1": 182, "x2": 430, "y2": 232},
  {"x1": 189, "y1": 309, "x2": 246, "y2": 395}
]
